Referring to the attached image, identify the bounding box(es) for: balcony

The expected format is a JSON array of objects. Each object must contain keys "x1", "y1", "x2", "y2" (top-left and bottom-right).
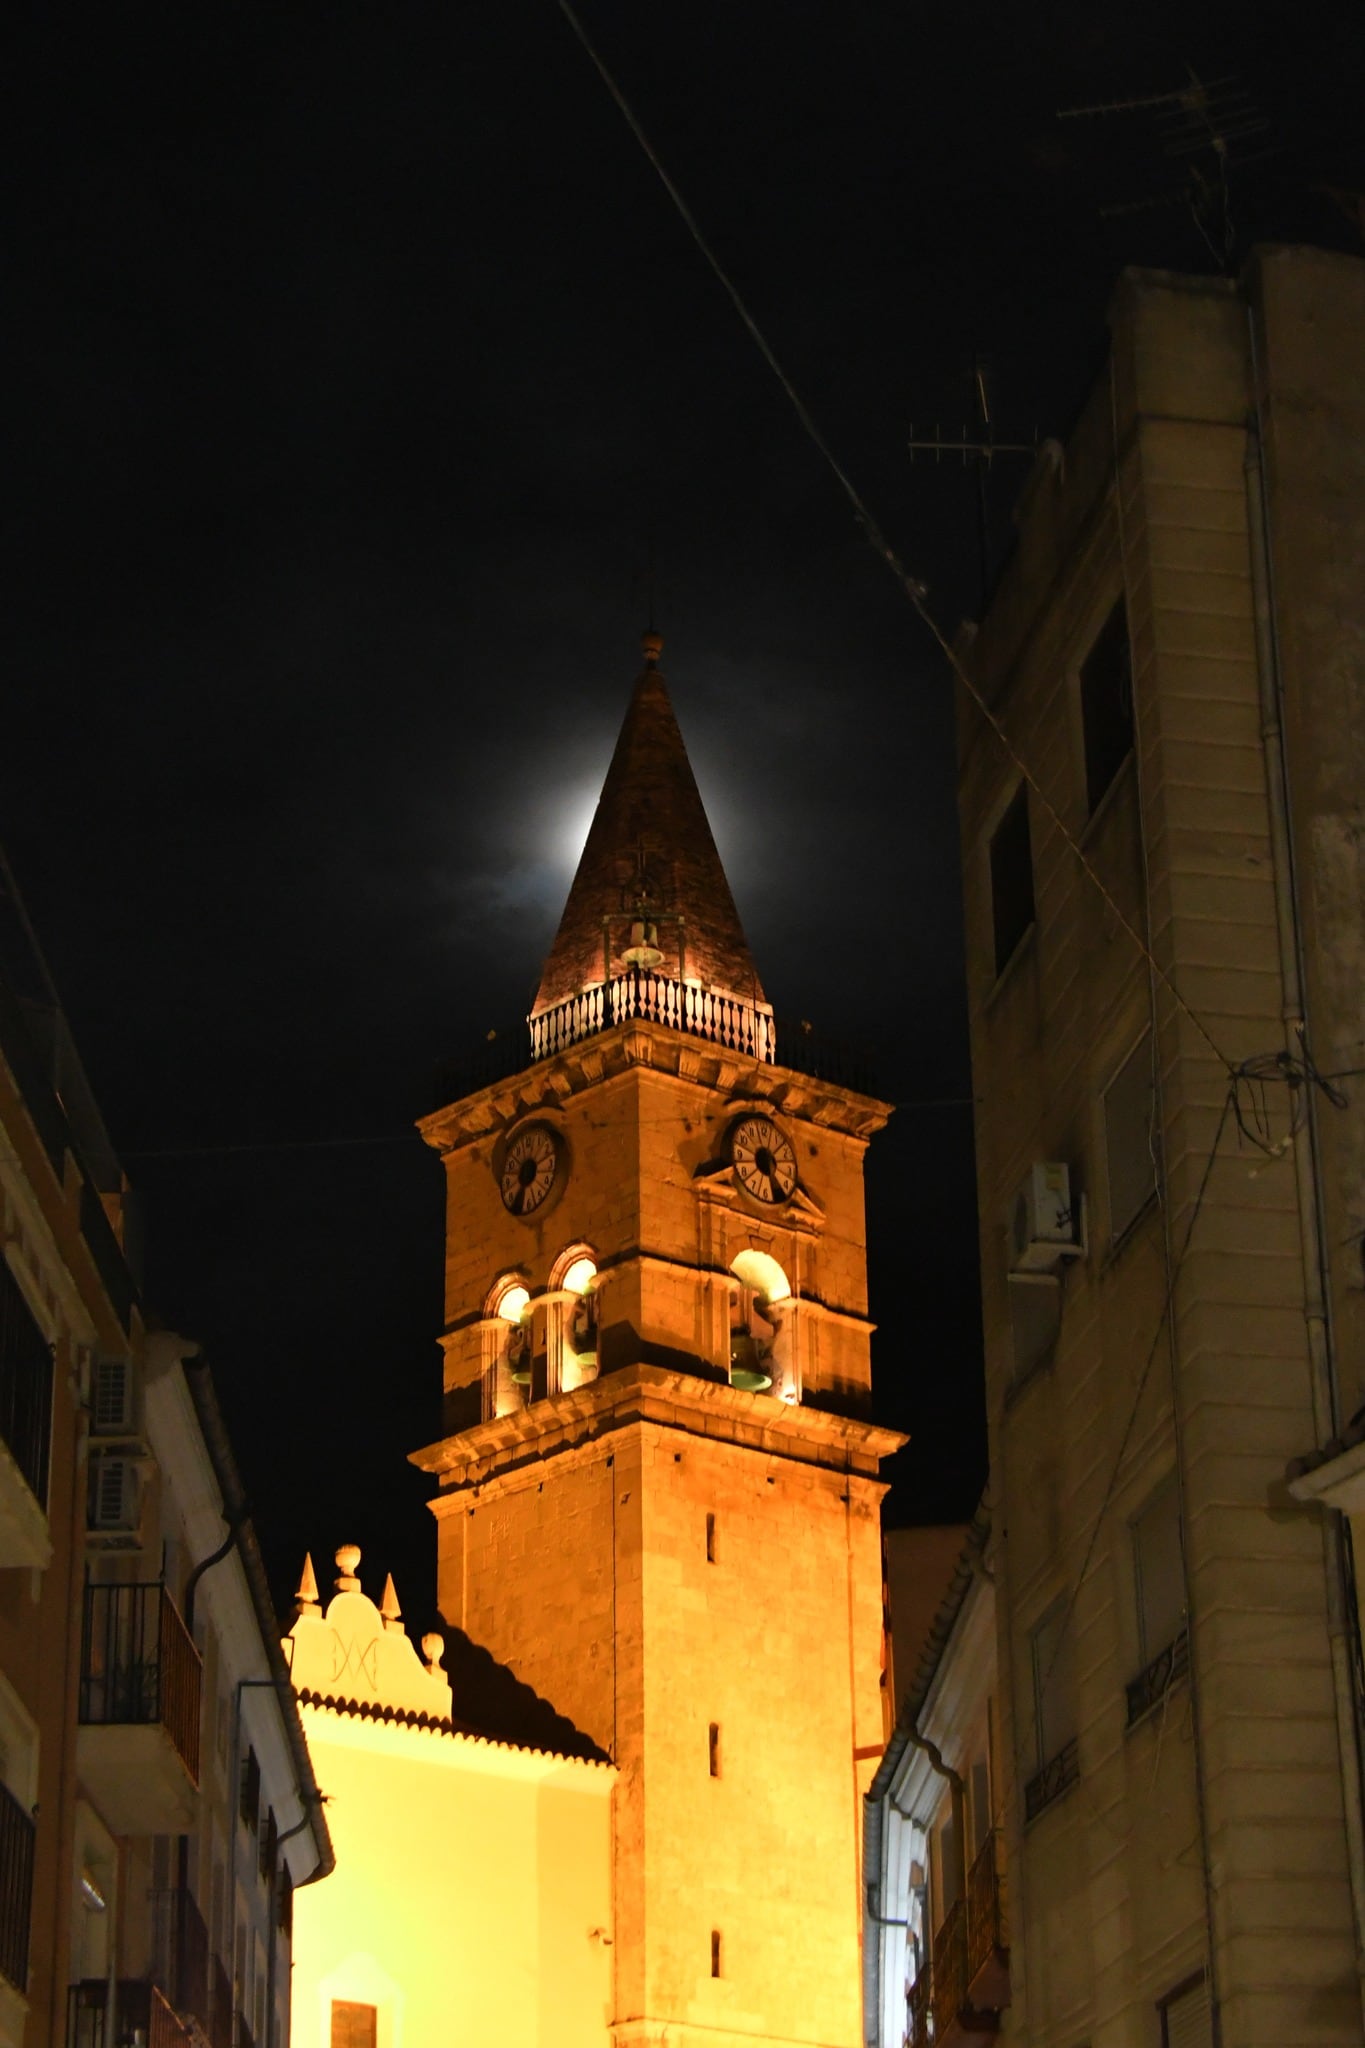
[
  {"x1": 208, "y1": 1954, "x2": 235, "y2": 2048},
  {"x1": 1126, "y1": 1630, "x2": 1189, "y2": 1728},
  {"x1": 150, "y1": 1887, "x2": 209, "y2": 2035},
  {"x1": 435, "y1": 970, "x2": 875, "y2": 1105},
  {"x1": 0, "y1": 1255, "x2": 54, "y2": 1570},
  {"x1": 0, "y1": 1778, "x2": 35, "y2": 1997},
  {"x1": 68, "y1": 1980, "x2": 192, "y2": 2048},
  {"x1": 965, "y1": 1830, "x2": 1010, "y2": 2009},
  {"x1": 1023, "y1": 1736, "x2": 1078, "y2": 1824},
  {"x1": 906, "y1": 1835, "x2": 1010, "y2": 2048},
  {"x1": 77, "y1": 1583, "x2": 201, "y2": 1833}
]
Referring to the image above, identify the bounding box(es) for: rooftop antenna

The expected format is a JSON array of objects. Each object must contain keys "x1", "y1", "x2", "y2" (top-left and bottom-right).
[
  {"x1": 907, "y1": 356, "x2": 1039, "y2": 610},
  {"x1": 1057, "y1": 65, "x2": 1276, "y2": 270}
]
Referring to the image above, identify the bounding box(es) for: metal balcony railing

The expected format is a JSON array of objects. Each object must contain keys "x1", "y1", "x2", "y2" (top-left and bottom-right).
[
  {"x1": 79, "y1": 1583, "x2": 202, "y2": 1784},
  {"x1": 906, "y1": 1956, "x2": 932, "y2": 2048},
  {"x1": 966, "y1": 1830, "x2": 1007, "y2": 1985},
  {"x1": 0, "y1": 1778, "x2": 35, "y2": 1995},
  {"x1": 208, "y1": 1954, "x2": 235, "y2": 2048},
  {"x1": 67, "y1": 1980, "x2": 192, "y2": 2048},
  {"x1": 150, "y1": 1886, "x2": 210, "y2": 2032},
  {"x1": 1126, "y1": 1629, "x2": 1189, "y2": 1727},
  {"x1": 0, "y1": 1255, "x2": 53, "y2": 1512},
  {"x1": 930, "y1": 1898, "x2": 969, "y2": 2041},
  {"x1": 435, "y1": 971, "x2": 876, "y2": 1106},
  {"x1": 1023, "y1": 1736, "x2": 1079, "y2": 1823}
]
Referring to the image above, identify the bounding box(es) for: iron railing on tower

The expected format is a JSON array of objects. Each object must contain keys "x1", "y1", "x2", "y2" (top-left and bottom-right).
[{"x1": 435, "y1": 969, "x2": 875, "y2": 1106}]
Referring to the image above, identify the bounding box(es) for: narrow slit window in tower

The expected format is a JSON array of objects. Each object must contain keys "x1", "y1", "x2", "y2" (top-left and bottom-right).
[
  {"x1": 709, "y1": 1722, "x2": 721, "y2": 1777},
  {"x1": 711, "y1": 1929, "x2": 723, "y2": 1979},
  {"x1": 705, "y1": 1512, "x2": 716, "y2": 1563}
]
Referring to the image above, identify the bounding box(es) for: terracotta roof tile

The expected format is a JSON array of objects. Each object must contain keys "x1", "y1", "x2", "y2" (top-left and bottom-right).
[{"x1": 532, "y1": 637, "x2": 764, "y2": 1015}]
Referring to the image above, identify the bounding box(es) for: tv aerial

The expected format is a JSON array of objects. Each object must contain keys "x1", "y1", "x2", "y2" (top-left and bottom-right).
[{"x1": 1057, "y1": 66, "x2": 1276, "y2": 269}]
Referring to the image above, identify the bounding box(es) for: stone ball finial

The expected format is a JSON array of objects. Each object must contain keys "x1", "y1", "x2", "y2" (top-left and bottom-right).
[
  {"x1": 641, "y1": 629, "x2": 663, "y2": 668},
  {"x1": 334, "y1": 1543, "x2": 361, "y2": 1592},
  {"x1": 421, "y1": 1632, "x2": 445, "y2": 1675}
]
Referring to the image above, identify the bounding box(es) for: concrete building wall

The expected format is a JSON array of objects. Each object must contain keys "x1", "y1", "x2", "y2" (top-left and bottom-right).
[
  {"x1": 290, "y1": 1704, "x2": 613, "y2": 2048},
  {"x1": 956, "y1": 250, "x2": 1365, "y2": 2048}
]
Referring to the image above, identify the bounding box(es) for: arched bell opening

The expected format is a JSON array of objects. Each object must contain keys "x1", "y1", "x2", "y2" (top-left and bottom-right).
[
  {"x1": 549, "y1": 1245, "x2": 600, "y2": 1393},
  {"x1": 486, "y1": 1276, "x2": 533, "y2": 1417},
  {"x1": 728, "y1": 1250, "x2": 798, "y2": 1403}
]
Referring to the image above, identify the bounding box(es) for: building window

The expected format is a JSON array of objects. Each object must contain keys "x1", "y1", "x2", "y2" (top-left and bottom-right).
[
  {"x1": 708, "y1": 1723, "x2": 721, "y2": 1778},
  {"x1": 1127, "y1": 1476, "x2": 1189, "y2": 1725},
  {"x1": 0, "y1": 1253, "x2": 54, "y2": 1513},
  {"x1": 1102, "y1": 1029, "x2": 1158, "y2": 1244},
  {"x1": 1159, "y1": 1973, "x2": 1211, "y2": 2048},
  {"x1": 989, "y1": 784, "x2": 1035, "y2": 977},
  {"x1": 1024, "y1": 1601, "x2": 1078, "y2": 1822},
  {"x1": 331, "y1": 2002, "x2": 377, "y2": 2048},
  {"x1": 239, "y1": 1747, "x2": 260, "y2": 1833},
  {"x1": 710, "y1": 1930, "x2": 723, "y2": 1979},
  {"x1": 276, "y1": 1867, "x2": 293, "y2": 1936},
  {"x1": 705, "y1": 1513, "x2": 716, "y2": 1563},
  {"x1": 259, "y1": 1808, "x2": 278, "y2": 1885},
  {"x1": 0, "y1": 1676, "x2": 38, "y2": 1999},
  {"x1": 1080, "y1": 600, "x2": 1134, "y2": 813}
]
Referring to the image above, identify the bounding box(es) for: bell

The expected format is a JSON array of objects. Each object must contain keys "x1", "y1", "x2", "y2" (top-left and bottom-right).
[
  {"x1": 729, "y1": 1332, "x2": 772, "y2": 1394},
  {"x1": 507, "y1": 1324, "x2": 532, "y2": 1386},
  {"x1": 622, "y1": 919, "x2": 665, "y2": 972}
]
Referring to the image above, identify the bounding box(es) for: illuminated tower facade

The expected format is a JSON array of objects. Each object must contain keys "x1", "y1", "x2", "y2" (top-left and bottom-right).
[{"x1": 413, "y1": 634, "x2": 902, "y2": 2048}]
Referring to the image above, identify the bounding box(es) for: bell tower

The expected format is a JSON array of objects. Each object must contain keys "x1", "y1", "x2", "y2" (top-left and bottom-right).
[{"x1": 414, "y1": 634, "x2": 903, "y2": 2048}]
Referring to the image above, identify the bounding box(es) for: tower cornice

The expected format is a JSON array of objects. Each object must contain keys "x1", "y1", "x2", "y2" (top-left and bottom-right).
[
  {"x1": 410, "y1": 1360, "x2": 907, "y2": 1493},
  {"x1": 419, "y1": 1017, "x2": 893, "y2": 1157}
]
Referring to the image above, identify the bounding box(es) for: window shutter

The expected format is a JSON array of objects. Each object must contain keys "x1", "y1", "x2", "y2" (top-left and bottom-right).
[
  {"x1": 1162, "y1": 1976, "x2": 1212, "y2": 2048},
  {"x1": 239, "y1": 1748, "x2": 260, "y2": 1831},
  {"x1": 1030, "y1": 1602, "x2": 1074, "y2": 1768},
  {"x1": 1134, "y1": 1478, "x2": 1185, "y2": 1662},
  {"x1": 92, "y1": 1356, "x2": 134, "y2": 1434}
]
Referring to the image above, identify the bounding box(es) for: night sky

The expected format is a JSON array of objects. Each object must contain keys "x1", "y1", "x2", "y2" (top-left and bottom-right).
[{"x1": 7, "y1": 3, "x2": 1361, "y2": 1629}]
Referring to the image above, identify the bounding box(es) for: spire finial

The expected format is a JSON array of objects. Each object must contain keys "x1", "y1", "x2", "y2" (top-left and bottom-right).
[
  {"x1": 334, "y1": 1543, "x2": 361, "y2": 1592},
  {"x1": 421, "y1": 1632, "x2": 446, "y2": 1677},
  {"x1": 641, "y1": 629, "x2": 663, "y2": 669},
  {"x1": 295, "y1": 1553, "x2": 320, "y2": 1617},
  {"x1": 380, "y1": 1572, "x2": 402, "y2": 1631}
]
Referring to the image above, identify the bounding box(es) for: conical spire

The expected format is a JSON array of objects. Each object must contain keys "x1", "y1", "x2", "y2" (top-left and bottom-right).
[{"x1": 532, "y1": 635, "x2": 764, "y2": 1016}]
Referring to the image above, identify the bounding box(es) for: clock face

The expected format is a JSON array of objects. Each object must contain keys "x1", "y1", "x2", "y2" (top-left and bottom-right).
[
  {"x1": 729, "y1": 1115, "x2": 798, "y2": 1206},
  {"x1": 500, "y1": 1123, "x2": 562, "y2": 1217}
]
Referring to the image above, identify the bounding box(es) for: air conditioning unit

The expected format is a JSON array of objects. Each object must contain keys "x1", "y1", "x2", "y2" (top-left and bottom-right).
[
  {"x1": 87, "y1": 1456, "x2": 141, "y2": 1541},
  {"x1": 1010, "y1": 1162, "x2": 1085, "y2": 1273},
  {"x1": 90, "y1": 1356, "x2": 138, "y2": 1438}
]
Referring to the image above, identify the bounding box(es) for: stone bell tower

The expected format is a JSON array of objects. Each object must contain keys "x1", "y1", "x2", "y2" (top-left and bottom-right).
[{"x1": 412, "y1": 634, "x2": 903, "y2": 2048}]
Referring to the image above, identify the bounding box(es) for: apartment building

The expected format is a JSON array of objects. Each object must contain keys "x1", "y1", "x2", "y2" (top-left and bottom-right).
[
  {"x1": 865, "y1": 1505, "x2": 1006, "y2": 2048},
  {"x1": 954, "y1": 246, "x2": 1365, "y2": 2048},
  {"x1": 0, "y1": 854, "x2": 331, "y2": 2048}
]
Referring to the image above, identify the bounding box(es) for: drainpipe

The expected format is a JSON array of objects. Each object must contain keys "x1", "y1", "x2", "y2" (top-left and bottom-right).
[
  {"x1": 1244, "y1": 339, "x2": 1365, "y2": 2030},
  {"x1": 265, "y1": 1800, "x2": 326, "y2": 2048}
]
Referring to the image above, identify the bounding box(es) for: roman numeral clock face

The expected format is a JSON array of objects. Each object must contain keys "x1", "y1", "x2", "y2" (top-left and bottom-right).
[
  {"x1": 729, "y1": 1115, "x2": 797, "y2": 1205},
  {"x1": 499, "y1": 1123, "x2": 562, "y2": 1217}
]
